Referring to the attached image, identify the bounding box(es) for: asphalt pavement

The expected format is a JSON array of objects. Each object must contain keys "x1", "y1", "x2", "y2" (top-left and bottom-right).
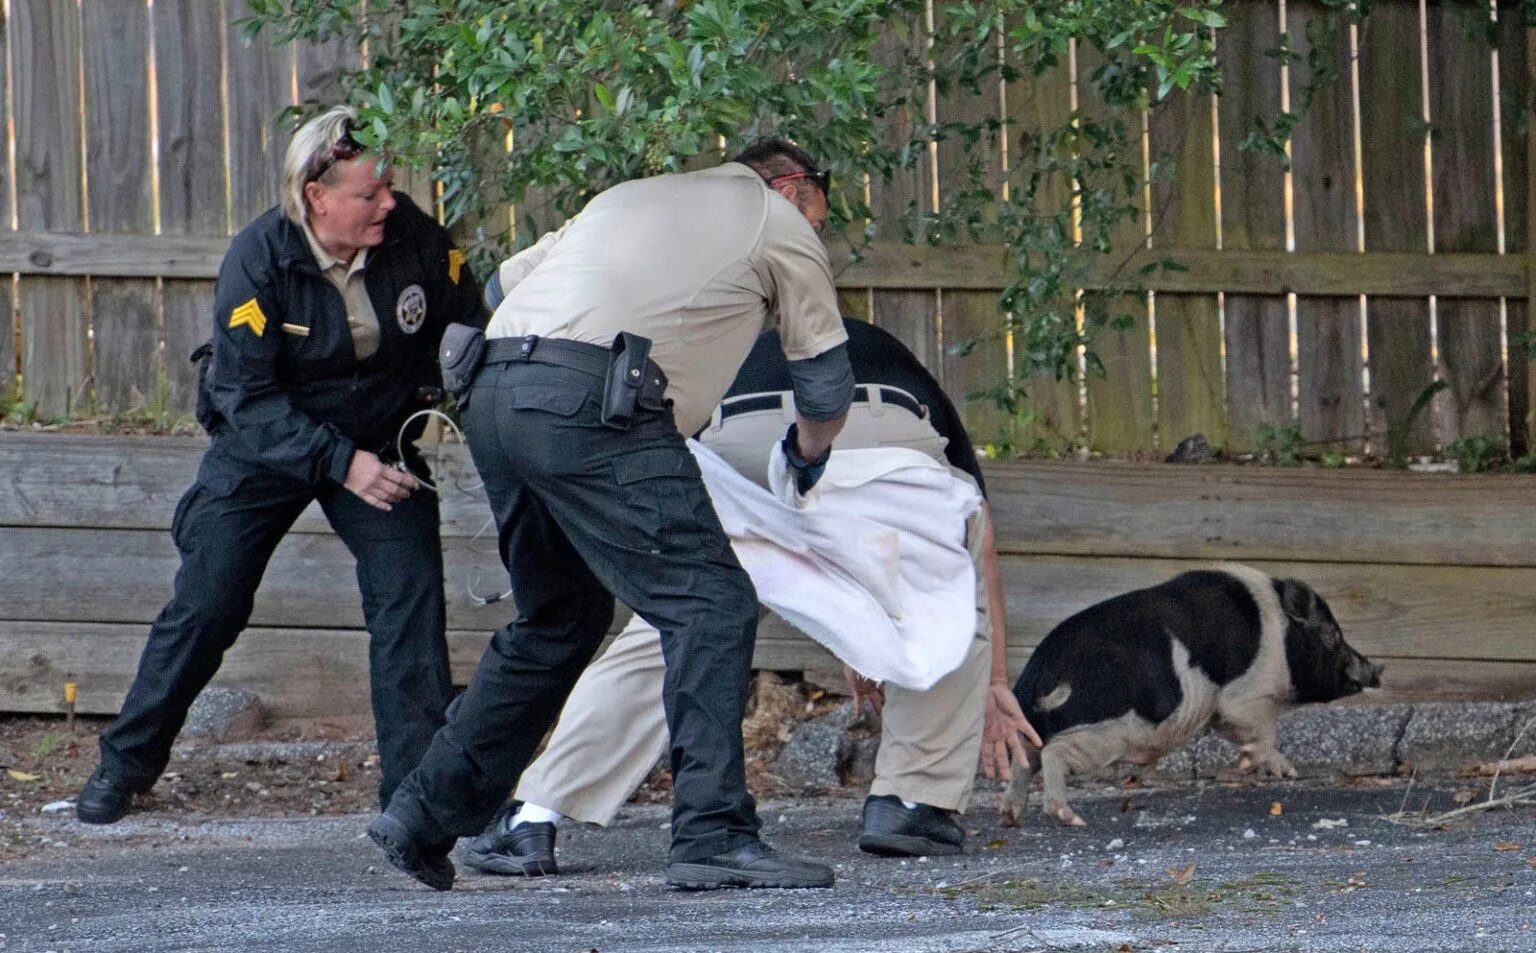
[{"x1": 3, "y1": 777, "x2": 1534, "y2": 952}]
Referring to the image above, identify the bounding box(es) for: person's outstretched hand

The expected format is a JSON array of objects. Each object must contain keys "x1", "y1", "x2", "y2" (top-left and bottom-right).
[{"x1": 980, "y1": 682, "x2": 1041, "y2": 781}]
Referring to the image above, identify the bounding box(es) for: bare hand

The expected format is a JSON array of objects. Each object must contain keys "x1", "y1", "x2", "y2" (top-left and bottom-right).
[
  {"x1": 343, "y1": 450, "x2": 419, "y2": 511},
  {"x1": 980, "y1": 681, "x2": 1041, "y2": 781},
  {"x1": 843, "y1": 664, "x2": 884, "y2": 717}
]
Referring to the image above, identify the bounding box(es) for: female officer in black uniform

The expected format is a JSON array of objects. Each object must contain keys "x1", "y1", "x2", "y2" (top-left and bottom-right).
[{"x1": 76, "y1": 106, "x2": 485, "y2": 824}]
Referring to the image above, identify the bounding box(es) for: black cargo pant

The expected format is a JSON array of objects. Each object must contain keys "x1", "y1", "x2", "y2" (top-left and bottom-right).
[
  {"x1": 98, "y1": 450, "x2": 453, "y2": 807},
  {"x1": 389, "y1": 357, "x2": 762, "y2": 863}
]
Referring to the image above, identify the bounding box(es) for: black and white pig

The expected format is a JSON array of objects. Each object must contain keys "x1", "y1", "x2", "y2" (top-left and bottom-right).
[{"x1": 1004, "y1": 565, "x2": 1382, "y2": 827}]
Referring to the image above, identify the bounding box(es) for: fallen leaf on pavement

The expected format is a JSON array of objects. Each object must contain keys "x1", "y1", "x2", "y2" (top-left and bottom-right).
[
  {"x1": 7, "y1": 769, "x2": 41, "y2": 782},
  {"x1": 1270, "y1": 801, "x2": 1283, "y2": 816},
  {"x1": 1493, "y1": 842, "x2": 1522, "y2": 852},
  {"x1": 1164, "y1": 862, "x2": 1196, "y2": 886}
]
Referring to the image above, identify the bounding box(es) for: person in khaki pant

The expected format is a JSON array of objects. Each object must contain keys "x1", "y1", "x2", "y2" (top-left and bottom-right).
[{"x1": 463, "y1": 318, "x2": 1042, "y2": 875}]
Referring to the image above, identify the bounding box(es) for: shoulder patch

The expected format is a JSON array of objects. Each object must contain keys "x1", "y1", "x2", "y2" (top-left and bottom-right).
[
  {"x1": 229, "y1": 298, "x2": 268, "y2": 337},
  {"x1": 447, "y1": 248, "x2": 467, "y2": 285}
]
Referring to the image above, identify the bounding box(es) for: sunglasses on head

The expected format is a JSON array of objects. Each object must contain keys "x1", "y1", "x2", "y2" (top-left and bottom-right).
[
  {"x1": 308, "y1": 127, "x2": 366, "y2": 183},
  {"x1": 768, "y1": 167, "x2": 831, "y2": 196}
]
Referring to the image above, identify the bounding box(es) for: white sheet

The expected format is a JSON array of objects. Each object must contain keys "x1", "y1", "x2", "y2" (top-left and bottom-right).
[{"x1": 689, "y1": 439, "x2": 982, "y2": 690}]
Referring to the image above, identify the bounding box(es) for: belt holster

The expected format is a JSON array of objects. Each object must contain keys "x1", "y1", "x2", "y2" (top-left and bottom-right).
[
  {"x1": 600, "y1": 331, "x2": 654, "y2": 430},
  {"x1": 439, "y1": 322, "x2": 487, "y2": 407}
]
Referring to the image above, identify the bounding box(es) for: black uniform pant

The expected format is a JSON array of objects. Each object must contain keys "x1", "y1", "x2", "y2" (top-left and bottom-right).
[
  {"x1": 389, "y1": 360, "x2": 762, "y2": 863},
  {"x1": 99, "y1": 451, "x2": 453, "y2": 807}
]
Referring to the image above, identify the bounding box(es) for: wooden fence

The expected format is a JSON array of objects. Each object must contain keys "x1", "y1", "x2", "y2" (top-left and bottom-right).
[{"x1": 3, "y1": 1, "x2": 1535, "y2": 458}]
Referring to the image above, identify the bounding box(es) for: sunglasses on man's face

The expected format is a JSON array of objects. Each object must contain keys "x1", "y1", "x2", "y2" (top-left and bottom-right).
[
  {"x1": 308, "y1": 130, "x2": 367, "y2": 183},
  {"x1": 768, "y1": 167, "x2": 831, "y2": 196}
]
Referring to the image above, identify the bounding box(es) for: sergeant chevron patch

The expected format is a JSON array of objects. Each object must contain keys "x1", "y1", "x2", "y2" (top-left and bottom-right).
[{"x1": 229, "y1": 298, "x2": 268, "y2": 337}]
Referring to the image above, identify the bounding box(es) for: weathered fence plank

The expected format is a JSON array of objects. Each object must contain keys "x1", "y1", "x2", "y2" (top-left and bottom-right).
[
  {"x1": 226, "y1": 0, "x2": 292, "y2": 225},
  {"x1": 0, "y1": 525, "x2": 509, "y2": 632},
  {"x1": 156, "y1": 0, "x2": 229, "y2": 414},
  {"x1": 990, "y1": 556, "x2": 1536, "y2": 663},
  {"x1": 12, "y1": 0, "x2": 89, "y2": 418},
  {"x1": 1078, "y1": 45, "x2": 1156, "y2": 454},
  {"x1": 1360, "y1": 3, "x2": 1435, "y2": 455},
  {"x1": 1149, "y1": 89, "x2": 1228, "y2": 450},
  {"x1": 0, "y1": 617, "x2": 849, "y2": 717},
  {"x1": 84, "y1": 0, "x2": 160, "y2": 413},
  {"x1": 7, "y1": 552, "x2": 1533, "y2": 717},
  {"x1": 1218, "y1": 1, "x2": 1291, "y2": 452},
  {"x1": 867, "y1": 19, "x2": 940, "y2": 376},
  {"x1": 1505, "y1": 15, "x2": 1532, "y2": 456},
  {"x1": 1007, "y1": 58, "x2": 1084, "y2": 452},
  {"x1": 935, "y1": 21, "x2": 1011, "y2": 447},
  {"x1": 1291, "y1": 1, "x2": 1365, "y2": 451},
  {"x1": 1428, "y1": 1, "x2": 1506, "y2": 446},
  {"x1": 0, "y1": 11, "x2": 13, "y2": 399},
  {"x1": 981, "y1": 459, "x2": 1536, "y2": 567},
  {"x1": 15, "y1": 438, "x2": 1536, "y2": 567},
  {"x1": 5, "y1": 230, "x2": 1531, "y2": 300}
]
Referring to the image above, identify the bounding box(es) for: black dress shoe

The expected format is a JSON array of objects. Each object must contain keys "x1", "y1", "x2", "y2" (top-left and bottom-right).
[
  {"x1": 857, "y1": 794, "x2": 964, "y2": 857},
  {"x1": 75, "y1": 768, "x2": 140, "y2": 825},
  {"x1": 666, "y1": 840, "x2": 834, "y2": 890},
  {"x1": 366, "y1": 812, "x2": 456, "y2": 891},
  {"x1": 463, "y1": 803, "x2": 558, "y2": 876}
]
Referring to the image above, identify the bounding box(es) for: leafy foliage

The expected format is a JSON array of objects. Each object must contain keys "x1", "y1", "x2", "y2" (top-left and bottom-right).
[{"x1": 245, "y1": 0, "x2": 1225, "y2": 444}]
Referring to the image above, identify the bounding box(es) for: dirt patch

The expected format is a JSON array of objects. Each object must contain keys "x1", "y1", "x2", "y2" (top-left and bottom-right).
[
  {"x1": 0, "y1": 715, "x2": 387, "y2": 861},
  {"x1": 0, "y1": 674, "x2": 839, "y2": 860}
]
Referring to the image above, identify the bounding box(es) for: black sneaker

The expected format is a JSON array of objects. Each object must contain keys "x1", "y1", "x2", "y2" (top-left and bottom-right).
[
  {"x1": 75, "y1": 767, "x2": 141, "y2": 825},
  {"x1": 857, "y1": 794, "x2": 964, "y2": 857},
  {"x1": 463, "y1": 803, "x2": 558, "y2": 876},
  {"x1": 366, "y1": 812, "x2": 456, "y2": 891},
  {"x1": 666, "y1": 841, "x2": 834, "y2": 890}
]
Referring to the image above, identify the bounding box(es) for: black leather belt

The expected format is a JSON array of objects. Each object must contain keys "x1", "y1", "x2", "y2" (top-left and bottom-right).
[
  {"x1": 718, "y1": 384, "x2": 925, "y2": 422},
  {"x1": 483, "y1": 334, "x2": 612, "y2": 377},
  {"x1": 482, "y1": 334, "x2": 669, "y2": 409}
]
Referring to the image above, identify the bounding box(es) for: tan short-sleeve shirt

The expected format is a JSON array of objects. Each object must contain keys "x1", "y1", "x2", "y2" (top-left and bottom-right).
[
  {"x1": 302, "y1": 221, "x2": 379, "y2": 361},
  {"x1": 486, "y1": 163, "x2": 846, "y2": 435}
]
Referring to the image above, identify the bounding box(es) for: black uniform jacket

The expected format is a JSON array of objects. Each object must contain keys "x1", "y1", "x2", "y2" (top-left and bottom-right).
[{"x1": 200, "y1": 193, "x2": 485, "y2": 487}]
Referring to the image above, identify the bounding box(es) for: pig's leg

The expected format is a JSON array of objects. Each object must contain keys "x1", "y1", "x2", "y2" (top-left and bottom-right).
[
  {"x1": 1217, "y1": 697, "x2": 1296, "y2": 778},
  {"x1": 1039, "y1": 742, "x2": 1087, "y2": 827},
  {"x1": 1000, "y1": 746, "x2": 1039, "y2": 826}
]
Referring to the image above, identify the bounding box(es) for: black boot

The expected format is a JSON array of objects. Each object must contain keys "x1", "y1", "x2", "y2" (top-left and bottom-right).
[
  {"x1": 463, "y1": 802, "x2": 559, "y2": 876},
  {"x1": 857, "y1": 794, "x2": 964, "y2": 857},
  {"x1": 666, "y1": 841, "x2": 834, "y2": 890},
  {"x1": 366, "y1": 812, "x2": 456, "y2": 891},
  {"x1": 75, "y1": 767, "x2": 141, "y2": 825}
]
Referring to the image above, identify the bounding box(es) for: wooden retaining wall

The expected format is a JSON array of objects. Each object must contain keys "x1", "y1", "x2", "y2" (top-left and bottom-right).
[{"x1": 3, "y1": 434, "x2": 1532, "y2": 719}]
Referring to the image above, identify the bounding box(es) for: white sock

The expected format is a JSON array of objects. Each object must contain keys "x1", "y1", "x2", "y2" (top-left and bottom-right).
[
  {"x1": 512, "y1": 802, "x2": 563, "y2": 828},
  {"x1": 901, "y1": 799, "x2": 920, "y2": 810}
]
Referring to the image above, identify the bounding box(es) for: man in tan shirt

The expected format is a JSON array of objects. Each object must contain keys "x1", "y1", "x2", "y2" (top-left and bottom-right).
[{"x1": 370, "y1": 140, "x2": 856, "y2": 892}]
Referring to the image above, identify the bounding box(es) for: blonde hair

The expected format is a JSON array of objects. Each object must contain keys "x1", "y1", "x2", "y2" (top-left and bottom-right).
[{"x1": 281, "y1": 105, "x2": 362, "y2": 224}]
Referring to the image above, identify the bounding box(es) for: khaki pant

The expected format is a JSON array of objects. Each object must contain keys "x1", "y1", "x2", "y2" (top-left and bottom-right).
[{"x1": 514, "y1": 392, "x2": 992, "y2": 820}]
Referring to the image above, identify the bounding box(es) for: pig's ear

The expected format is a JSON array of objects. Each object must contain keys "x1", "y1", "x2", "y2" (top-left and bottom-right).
[{"x1": 1276, "y1": 578, "x2": 1318, "y2": 621}]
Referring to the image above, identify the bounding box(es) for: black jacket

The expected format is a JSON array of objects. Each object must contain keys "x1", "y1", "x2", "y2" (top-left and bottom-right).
[{"x1": 200, "y1": 193, "x2": 485, "y2": 485}]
